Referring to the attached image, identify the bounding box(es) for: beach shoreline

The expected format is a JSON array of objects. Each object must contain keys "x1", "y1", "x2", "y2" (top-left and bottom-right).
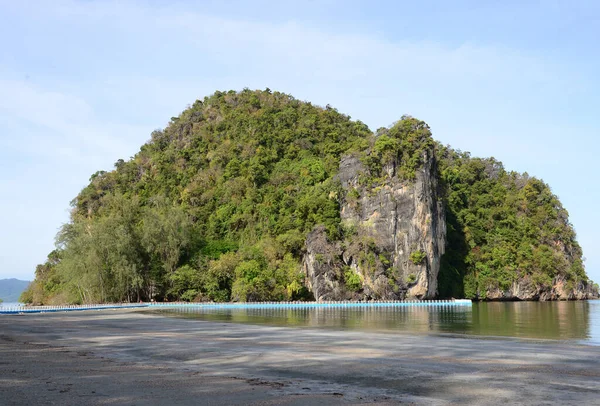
[{"x1": 1, "y1": 309, "x2": 599, "y2": 405}]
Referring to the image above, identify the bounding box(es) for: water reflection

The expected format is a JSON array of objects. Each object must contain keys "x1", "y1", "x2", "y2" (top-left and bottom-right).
[
  {"x1": 155, "y1": 300, "x2": 599, "y2": 344},
  {"x1": 467, "y1": 301, "x2": 590, "y2": 340}
]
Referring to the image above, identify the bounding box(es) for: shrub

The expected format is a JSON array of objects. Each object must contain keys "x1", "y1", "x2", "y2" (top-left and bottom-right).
[
  {"x1": 409, "y1": 250, "x2": 426, "y2": 265},
  {"x1": 344, "y1": 268, "x2": 362, "y2": 292}
]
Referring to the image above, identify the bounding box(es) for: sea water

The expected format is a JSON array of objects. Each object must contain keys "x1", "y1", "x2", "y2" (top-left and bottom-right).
[{"x1": 155, "y1": 300, "x2": 600, "y2": 345}]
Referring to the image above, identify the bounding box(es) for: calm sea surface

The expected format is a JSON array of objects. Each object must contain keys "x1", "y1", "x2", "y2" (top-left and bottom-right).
[{"x1": 155, "y1": 300, "x2": 600, "y2": 345}]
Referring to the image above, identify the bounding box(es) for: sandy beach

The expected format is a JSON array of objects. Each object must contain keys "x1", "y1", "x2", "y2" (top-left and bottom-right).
[{"x1": 1, "y1": 309, "x2": 599, "y2": 405}]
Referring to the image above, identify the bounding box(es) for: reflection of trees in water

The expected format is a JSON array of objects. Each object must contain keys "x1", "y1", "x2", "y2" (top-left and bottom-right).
[
  {"x1": 303, "y1": 306, "x2": 469, "y2": 334},
  {"x1": 155, "y1": 302, "x2": 590, "y2": 341},
  {"x1": 156, "y1": 305, "x2": 471, "y2": 334},
  {"x1": 471, "y1": 301, "x2": 589, "y2": 340}
]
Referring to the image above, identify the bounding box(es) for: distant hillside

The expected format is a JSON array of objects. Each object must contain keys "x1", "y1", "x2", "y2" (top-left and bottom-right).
[{"x1": 0, "y1": 279, "x2": 31, "y2": 302}]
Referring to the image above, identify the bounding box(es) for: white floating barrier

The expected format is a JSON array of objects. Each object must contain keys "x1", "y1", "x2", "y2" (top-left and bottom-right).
[{"x1": 0, "y1": 299, "x2": 472, "y2": 315}]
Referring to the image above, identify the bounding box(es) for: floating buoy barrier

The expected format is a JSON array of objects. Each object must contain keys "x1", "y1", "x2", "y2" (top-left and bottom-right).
[
  {"x1": 0, "y1": 303, "x2": 148, "y2": 315},
  {"x1": 0, "y1": 299, "x2": 471, "y2": 315},
  {"x1": 148, "y1": 299, "x2": 472, "y2": 310}
]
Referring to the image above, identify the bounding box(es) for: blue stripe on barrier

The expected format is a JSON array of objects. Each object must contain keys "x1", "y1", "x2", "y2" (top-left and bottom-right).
[
  {"x1": 0, "y1": 300, "x2": 472, "y2": 315},
  {"x1": 149, "y1": 300, "x2": 472, "y2": 310}
]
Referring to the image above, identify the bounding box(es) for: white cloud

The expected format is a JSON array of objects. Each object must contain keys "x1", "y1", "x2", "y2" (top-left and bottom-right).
[{"x1": 12, "y1": 1, "x2": 573, "y2": 91}]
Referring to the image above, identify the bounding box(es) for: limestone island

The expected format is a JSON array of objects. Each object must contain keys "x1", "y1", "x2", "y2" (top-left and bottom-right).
[{"x1": 21, "y1": 89, "x2": 598, "y2": 305}]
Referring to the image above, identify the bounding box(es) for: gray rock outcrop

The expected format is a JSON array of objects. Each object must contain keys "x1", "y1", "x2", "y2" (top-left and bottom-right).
[
  {"x1": 484, "y1": 276, "x2": 598, "y2": 301},
  {"x1": 303, "y1": 150, "x2": 446, "y2": 301}
]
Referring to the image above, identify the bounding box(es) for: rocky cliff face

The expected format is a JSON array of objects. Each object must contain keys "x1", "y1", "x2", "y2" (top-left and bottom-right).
[
  {"x1": 484, "y1": 276, "x2": 598, "y2": 301},
  {"x1": 303, "y1": 150, "x2": 446, "y2": 301}
]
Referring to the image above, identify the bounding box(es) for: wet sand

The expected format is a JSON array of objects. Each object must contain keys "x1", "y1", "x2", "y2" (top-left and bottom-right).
[{"x1": 1, "y1": 309, "x2": 599, "y2": 405}]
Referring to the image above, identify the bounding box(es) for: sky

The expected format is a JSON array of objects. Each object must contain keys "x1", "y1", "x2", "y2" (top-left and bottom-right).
[{"x1": 1, "y1": 0, "x2": 599, "y2": 283}]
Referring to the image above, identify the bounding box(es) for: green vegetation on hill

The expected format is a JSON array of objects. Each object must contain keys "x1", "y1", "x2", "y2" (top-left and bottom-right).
[
  {"x1": 23, "y1": 89, "x2": 370, "y2": 304},
  {"x1": 21, "y1": 89, "x2": 594, "y2": 304},
  {"x1": 436, "y1": 149, "x2": 587, "y2": 298}
]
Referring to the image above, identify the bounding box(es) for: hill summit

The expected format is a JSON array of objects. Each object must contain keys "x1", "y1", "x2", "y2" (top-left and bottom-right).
[{"x1": 22, "y1": 89, "x2": 598, "y2": 304}]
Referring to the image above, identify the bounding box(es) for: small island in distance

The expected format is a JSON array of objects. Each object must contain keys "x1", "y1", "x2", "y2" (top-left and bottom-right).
[{"x1": 22, "y1": 89, "x2": 598, "y2": 305}]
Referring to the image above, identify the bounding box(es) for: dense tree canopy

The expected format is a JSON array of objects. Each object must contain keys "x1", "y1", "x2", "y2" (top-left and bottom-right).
[
  {"x1": 21, "y1": 89, "x2": 594, "y2": 304},
  {"x1": 437, "y1": 148, "x2": 588, "y2": 298}
]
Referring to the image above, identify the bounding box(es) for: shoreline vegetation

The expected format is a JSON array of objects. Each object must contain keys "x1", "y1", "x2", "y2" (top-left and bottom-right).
[
  {"x1": 1, "y1": 309, "x2": 599, "y2": 405},
  {"x1": 22, "y1": 89, "x2": 598, "y2": 306}
]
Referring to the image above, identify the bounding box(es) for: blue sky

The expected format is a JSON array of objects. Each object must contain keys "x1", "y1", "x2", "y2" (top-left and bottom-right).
[{"x1": 1, "y1": 0, "x2": 599, "y2": 283}]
